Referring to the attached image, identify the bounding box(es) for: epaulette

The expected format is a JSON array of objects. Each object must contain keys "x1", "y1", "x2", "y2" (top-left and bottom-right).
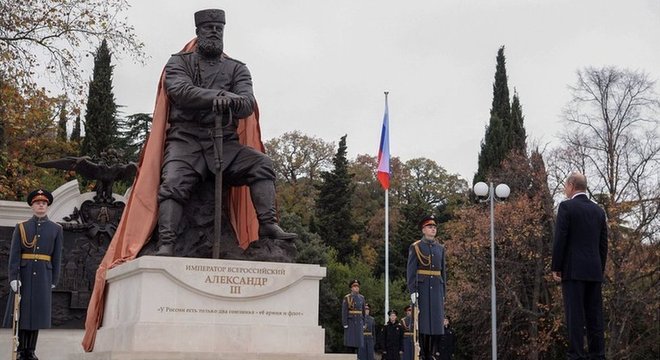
[
  {"x1": 412, "y1": 240, "x2": 421, "y2": 246},
  {"x1": 222, "y1": 54, "x2": 246, "y2": 65}
]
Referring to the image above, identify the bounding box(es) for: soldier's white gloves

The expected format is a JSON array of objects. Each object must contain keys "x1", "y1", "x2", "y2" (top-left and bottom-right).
[
  {"x1": 410, "y1": 292, "x2": 418, "y2": 304},
  {"x1": 52, "y1": 284, "x2": 56, "y2": 289},
  {"x1": 10, "y1": 280, "x2": 21, "y2": 292},
  {"x1": 343, "y1": 325, "x2": 348, "y2": 329}
]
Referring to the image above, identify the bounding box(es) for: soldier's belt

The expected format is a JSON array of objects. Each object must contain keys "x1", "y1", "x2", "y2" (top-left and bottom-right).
[
  {"x1": 417, "y1": 269, "x2": 441, "y2": 276},
  {"x1": 21, "y1": 254, "x2": 51, "y2": 262},
  {"x1": 363, "y1": 332, "x2": 373, "y2": 336},
  {"x1": 404, "y1": 332, "x2": 414, "y2": 336},
  {"x1": 348, "y1": 310, "x2": 362, "y2": 315}
]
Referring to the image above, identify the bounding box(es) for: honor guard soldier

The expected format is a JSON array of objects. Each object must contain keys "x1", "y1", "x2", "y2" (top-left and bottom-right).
[
  {"x1": 381, "y1": 309, "x2": 404, "y2": 360},
  {"x1": 401, "y1": 305, "x2": 415, "y2": 360},
  {"x1": 342, "y1": 279, "x2": 365, "y2": 354},
  {"x1": 358, "y1": 303, "x2": 376, "y2": 360},
  {"x1": 407, "y1": 215, "x2": 447, "y2": 360},
  {"x1": 3, "y1": 189, "x2": 63, "y2": 360}
]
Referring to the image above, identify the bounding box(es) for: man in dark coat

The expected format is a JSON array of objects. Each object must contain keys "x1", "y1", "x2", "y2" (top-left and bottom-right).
[
  {"x1": 155, "y1": 8, "x2": 295, "y2": 255},
  {"x1": 552, "y1": 172, "x2": 608, "y2": 360},
  {"x1": 342, "y1": 279, "x2": 365, "y2": 353},
  {"x1": 407, "y1": 215, "x2": 446, "y2": 360},
  {"x1": 401, "y1": 305, "x2": 415, "y2": 360},
  {"x1": 3, "y1": 189, "x2": 63, "y2": 360},
  {"x1": 381, "y1": 309, "x2": 404, "y2": 360},
  {"x1": 358, "y1": 303, "x2": 376, "y2": 360}
]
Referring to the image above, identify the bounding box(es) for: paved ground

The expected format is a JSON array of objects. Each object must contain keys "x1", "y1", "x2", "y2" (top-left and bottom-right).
[{"x1": 0, "y1": 328, "x2": 86, "y2": 359}]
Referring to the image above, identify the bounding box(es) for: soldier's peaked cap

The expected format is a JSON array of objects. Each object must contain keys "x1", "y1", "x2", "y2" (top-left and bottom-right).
[
  {"x1": 195, "y1": 9, "x2": 226, "y2": 26},
  {"x1": 27, "y1": 189, "x2": 53, "y2": 206},
  {"x1": 349, "y1": 279, "x2": 360, "y2": 288},
  {"x1": 419, "y1": 215, "x2": 437, "y2": 230},
  {"x1": 388, "y1": 309, "x2": 398, "y2": 316}
]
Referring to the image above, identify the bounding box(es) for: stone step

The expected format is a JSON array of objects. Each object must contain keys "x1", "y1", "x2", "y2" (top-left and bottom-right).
[{"x1": 77, "y1": 352, "x2": 356, "y2": 360}]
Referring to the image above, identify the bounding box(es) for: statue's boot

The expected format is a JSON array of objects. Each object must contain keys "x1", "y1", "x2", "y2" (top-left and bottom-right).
[
  {"x1": 250, "y1": 180, "x2": 297, "y2": 240},
  {"x1": 155, "y1": 199, "x2": 183, "y2": 256}
]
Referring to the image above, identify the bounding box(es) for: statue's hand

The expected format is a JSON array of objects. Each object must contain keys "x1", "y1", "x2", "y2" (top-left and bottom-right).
[
  {"x1": 213, "y1": 94, "x2": 232, "y2": 113},
  {"x1": 213, "y1": 91, "x2": 249, "y2": 114}
]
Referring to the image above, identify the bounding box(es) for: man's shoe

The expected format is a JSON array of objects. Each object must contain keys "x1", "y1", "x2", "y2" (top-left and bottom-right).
[
  {"x1": 154, "y1": 244, "x2": 175, "y2": 256},
  {"x1": 24, "y1": 351, "x2": 38, "y2": 360},
  {"x1": 259, "y1": 223, "x2": 297, "y2": 240}
]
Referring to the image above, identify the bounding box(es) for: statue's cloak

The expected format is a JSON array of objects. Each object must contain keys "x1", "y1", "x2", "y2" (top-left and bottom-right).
[{"x1": 82, "y1": 39, "x2": 264, "y2": 351}]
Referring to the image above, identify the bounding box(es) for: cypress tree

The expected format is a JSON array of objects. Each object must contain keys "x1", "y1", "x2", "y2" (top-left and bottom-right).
[
  {"x1": 315, "y1": 135, "x2": 357, "y2": 261},
  {"x1": 57, "y1": 101, "x2": 68, "y2": 141},
  {"x1": 510, "y1": 90, "x2": 527, "y2": 154},
  {"x1": 474, "y1": 46, "x2": 513, "y2": 184},
  {"x1": 117, "y1": 112, "x2": 152, "y2": 161},
  {"x1": 70, "y1": 115, "x2": 81, "y2": 142},
  {"x1": 81, "y1": 39, "x2": 118, "y2": 158}
]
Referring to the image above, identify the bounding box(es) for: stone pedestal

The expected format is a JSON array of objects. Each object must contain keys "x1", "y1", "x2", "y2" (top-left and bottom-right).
[{"x1": 80, "y1": 256, "x2": 353, "y2": 360}]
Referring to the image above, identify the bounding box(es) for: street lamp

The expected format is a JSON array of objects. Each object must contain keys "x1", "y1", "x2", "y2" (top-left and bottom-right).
[{"x1": 473, "y1": 181, "x2": 510, "y2": 360}]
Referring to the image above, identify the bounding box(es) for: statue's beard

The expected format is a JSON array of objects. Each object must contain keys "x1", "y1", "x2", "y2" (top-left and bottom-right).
[{"x1": 197, "y1": 37, "x2": 223, "y2": 58}]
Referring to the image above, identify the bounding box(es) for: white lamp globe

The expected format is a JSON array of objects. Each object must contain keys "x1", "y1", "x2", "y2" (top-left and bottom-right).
[
  {"x1": 473, "y1": 182, "x2": 489, "y2": 197},
  {"x1": 495, "y1": 184, "x2": 510, "y2": 199}
]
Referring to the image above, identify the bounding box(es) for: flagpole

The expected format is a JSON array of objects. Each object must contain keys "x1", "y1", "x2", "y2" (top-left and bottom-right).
[
  {"x1": 384, "y1": 187, "x2": 389, "y2": 324},
  {"x1": 383, "y1": 91, "x2": 390, "y2": 324}
]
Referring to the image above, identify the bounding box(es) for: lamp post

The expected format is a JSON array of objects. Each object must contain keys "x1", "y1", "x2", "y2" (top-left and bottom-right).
[{"x1": 473, "y1": 181, "x2": 510, "y2": 360}]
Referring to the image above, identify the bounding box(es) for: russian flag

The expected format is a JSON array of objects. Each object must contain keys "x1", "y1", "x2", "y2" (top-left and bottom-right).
[{"x1": 377, "y1": 95, "x2": 390, "y2": 190}]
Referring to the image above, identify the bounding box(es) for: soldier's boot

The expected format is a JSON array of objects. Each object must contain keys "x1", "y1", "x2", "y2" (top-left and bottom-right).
[
  {"x1": 24, "y1": 330, "x2": 38, "y2": 360},
  {"x1": 16, "y1": 329, "x2": 27, "y2": 359},
  {"x1": 155, "y1": 199, "x2": 184, "y2": 256},
  {"x1": 250, "y1": 180, "x2": 297, "y2": 240}
]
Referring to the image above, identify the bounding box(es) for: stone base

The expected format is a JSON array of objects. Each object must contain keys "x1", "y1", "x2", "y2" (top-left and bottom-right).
[
  {"x1": 93, "y1": 256, "x2": 330, "y2": 355},
  {"x1": 78, "y1": 352, "x2": 356, "y2": 360}
]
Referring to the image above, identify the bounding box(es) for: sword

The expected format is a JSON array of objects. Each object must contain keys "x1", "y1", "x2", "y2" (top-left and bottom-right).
[{"x1": 211, "y1": 101, "x2": 230, "y2": 259}]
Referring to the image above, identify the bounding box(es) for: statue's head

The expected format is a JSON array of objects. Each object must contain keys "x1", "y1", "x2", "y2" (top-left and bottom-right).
[{"x1": 195, "y1": 9, "x2": 225, "y2": 58}]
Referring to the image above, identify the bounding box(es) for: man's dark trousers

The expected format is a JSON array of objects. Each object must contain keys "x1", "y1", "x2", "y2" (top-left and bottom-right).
[{"x1": 562, "y1": 280, "x2": 605, "y2": 360}]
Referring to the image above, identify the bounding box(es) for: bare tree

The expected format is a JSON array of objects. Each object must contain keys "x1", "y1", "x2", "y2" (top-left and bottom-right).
[
  {"x1": 0, "y1": 0, "x2": 144, "y2": 97},
  {"x1": 548, "y1": 66, "x2": 660, "y2": 358}
]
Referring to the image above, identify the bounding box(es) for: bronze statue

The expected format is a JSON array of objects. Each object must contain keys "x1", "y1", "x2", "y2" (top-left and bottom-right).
[{"x1": 155, "y1": 8, "x2": 296, "y2": 256}]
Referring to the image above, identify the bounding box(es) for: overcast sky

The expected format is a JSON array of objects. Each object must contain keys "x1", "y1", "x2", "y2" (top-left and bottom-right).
[{"x1": 109, "y1": 0, "x2": 660, "y2": 183}]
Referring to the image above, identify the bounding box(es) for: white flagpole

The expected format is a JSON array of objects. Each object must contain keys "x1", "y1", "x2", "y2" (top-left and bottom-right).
[
  {"x1": 383, "y1": 91, "x2": 390, "y2": 324},
  {"x1": 384, "y1": 188, "x2": 389, "y2": 324}
]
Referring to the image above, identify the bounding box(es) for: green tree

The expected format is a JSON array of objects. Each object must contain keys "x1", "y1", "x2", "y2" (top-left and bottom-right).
[
  {"x1": 475, "y1": 46, "x2": 525, "y2": 184},
  {"x1": 80, "y1": 39, "x2": 118, "y2": 159},
  {"x1": 70, "y1": 115, "x2": 82, "y2": 142},
  {"x1": 510, "y1": 90, "x2": 527, "y2": 154},
  {"x1": 315, "y1": 134, "x2": 357, "y2": 261},
  {"x1": 56, "y1": 100, "x2": 68, "y2": 141},
  {"x1": 388, "y1": 158, "x2": 467, "y2": 275},
  {"x1": 117, "y1": 112, "x2": 152, "y2": 161},
  {"x1": 265, "y1": 131, "x2": 335, "y2": 226},
  {"x1": 265, "y1": 130, "x2": 335, "y2": 185}
]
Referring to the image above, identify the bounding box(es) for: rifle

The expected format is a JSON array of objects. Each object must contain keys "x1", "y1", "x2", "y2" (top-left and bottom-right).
[
  {"x1": 11, "y1": 281, "x2": 21, "y2": 360},
  {"x1": 413, "y1": 299, "x2": 420, "y2": 360}
]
